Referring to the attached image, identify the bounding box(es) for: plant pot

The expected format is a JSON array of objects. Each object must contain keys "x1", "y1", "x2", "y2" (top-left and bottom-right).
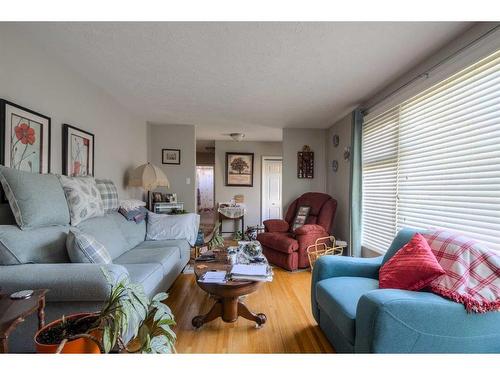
[{"x1": 34, "y1": 313, "x2": 101, "y2": 354}]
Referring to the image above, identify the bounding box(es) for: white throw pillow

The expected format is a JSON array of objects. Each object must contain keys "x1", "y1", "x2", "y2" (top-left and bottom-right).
[
  {"x1": 59, "y1": 176, "x2": 105, "y2": 226},
  {"x1": 146, "y1": 212, "x2": 200, "y2": 246}
]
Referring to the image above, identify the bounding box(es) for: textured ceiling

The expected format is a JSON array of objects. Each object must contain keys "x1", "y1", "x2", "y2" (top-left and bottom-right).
[{"x1": 15, "y1": 22, "x2": 471, "y2": 141}]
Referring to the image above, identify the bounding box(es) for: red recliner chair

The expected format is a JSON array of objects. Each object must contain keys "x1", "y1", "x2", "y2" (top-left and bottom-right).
[{"x1": 257, "y1": 192, "x2": 337, "y2": 271}]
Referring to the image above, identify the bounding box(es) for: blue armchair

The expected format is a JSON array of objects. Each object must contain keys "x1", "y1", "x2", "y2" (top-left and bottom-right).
[{"x1": 311, "y1": 228, "x2": 500, "y2": 353}]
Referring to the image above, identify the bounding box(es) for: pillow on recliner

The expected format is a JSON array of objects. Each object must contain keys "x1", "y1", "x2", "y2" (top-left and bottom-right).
[
  {"x1": 379, "y1": 233, "x2": 445, "y2": 291},
  {"x1": 0, "y1": 165, "x2": 70, "y2": 230}
]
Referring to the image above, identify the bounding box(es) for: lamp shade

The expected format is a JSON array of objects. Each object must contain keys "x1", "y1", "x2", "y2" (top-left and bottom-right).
[{"x1": 128, "y1": 163, "x2": 170, "y2": 190}]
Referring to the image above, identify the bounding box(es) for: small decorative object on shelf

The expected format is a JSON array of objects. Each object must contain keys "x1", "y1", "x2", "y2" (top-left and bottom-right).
[
  {"x1": 297, "y1": 145, "x2": 314, "y2": 179},
  {"x1": 153, "y1": 201, "x2": 184, "y2": 214},
  {"x1": 306, "y1": 236, "x2": 345, "y2": 270}
]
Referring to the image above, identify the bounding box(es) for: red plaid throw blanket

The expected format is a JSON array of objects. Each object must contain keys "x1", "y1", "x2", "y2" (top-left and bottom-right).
[{"x1": 422, "y1": 230, "x2": 500, "y2": 313}]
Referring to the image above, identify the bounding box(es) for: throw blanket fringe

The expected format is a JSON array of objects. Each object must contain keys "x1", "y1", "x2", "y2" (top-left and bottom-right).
[{"x1": 430, "y1": 285, "x2": 500, "y2": 313}]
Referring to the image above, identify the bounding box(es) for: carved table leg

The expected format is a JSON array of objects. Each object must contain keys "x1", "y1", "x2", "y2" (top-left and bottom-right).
[
  {"x1": 192, "y1": 300, "x2": 223, "y2": 328},
  {"x1": 38, "y1": 296, "x2": 46, "y2": 329},
  {"x1": 237, "y1": 301, "x2": 267, "y2": 327},
  {"x1": 0, "y1": 337, "x2": 8, "y2": 353}
]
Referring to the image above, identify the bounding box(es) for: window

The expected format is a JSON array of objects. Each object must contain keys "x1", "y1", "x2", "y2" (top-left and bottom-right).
[{"x1": 362, "y1": 49, "x2": 500, "y2": 253}]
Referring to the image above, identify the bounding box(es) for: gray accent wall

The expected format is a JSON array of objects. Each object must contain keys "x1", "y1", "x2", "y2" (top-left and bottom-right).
[
  {"x1": 326, "y1": 113, "x2": 353, "y2": 243},
  {"x1": 147, "y1": 123, "x2": 197, "y2": 213},
  {"x1": 214, "y1": 141, "x2": 282, "y2": 232},
  {"x1": 282, "y1": 128, "x2": 327, "y2": 215},
  {"x1": 0, "y1": 25, "x2": 147, "y2": 199}
]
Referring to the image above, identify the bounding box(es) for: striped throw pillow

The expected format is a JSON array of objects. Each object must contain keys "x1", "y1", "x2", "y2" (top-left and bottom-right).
[
  {"x1": 95, "y1": 179, "x2": 119, "y2": 212},
  {"x1": 66, "y1": 228, "x2": 112, "y2": 264}
]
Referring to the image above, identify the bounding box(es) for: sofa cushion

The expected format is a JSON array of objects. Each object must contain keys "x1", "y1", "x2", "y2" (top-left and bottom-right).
[
  {"x1": 0, "y1": 166, "x2": 70, "y2": 230},
  {"x1": 109, "y1": 211, "x2": 146, "y2": 249},
  {"x1": 122, "y1": 263, "x2": 164, "y2": 297},
  {"x1": 133, "y1": 239, "x2": 190, "y2": 258},
  {"x1": 66, "y1": 228, "x2": 112, "y2": 264},
  {"x1": 59, "y1": 176, "x2": 104, "y2": 226},
  {"x1": 0, "y1": 225, "x2": 70, "y2": 265},
  {"x1": 76, "y1": 214, "x2": 130, "y2": 259},
  {"x1": 114, "y1": 243, "x2": 180, "y2": 275},
  {"x1": 257, "y1": 232, "x2": 299, "y2": 254},
  {"x1": 95, "y1": 179, "x2": 119, "y2": 212},
  {"x1": 316, "y1": 277, "x2": 379, "y2": 344},
  {"x1": 146, "y1": 212, "x2": 200, "y2": 246}
]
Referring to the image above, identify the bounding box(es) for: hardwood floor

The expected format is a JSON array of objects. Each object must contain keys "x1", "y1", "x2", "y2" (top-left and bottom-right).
[{"x1": 167, "y1": 266, "x2": 334, "y2": 353}]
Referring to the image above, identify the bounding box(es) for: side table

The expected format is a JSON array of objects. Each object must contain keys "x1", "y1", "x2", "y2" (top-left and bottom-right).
[{"x1": 0, "y1": 289, "x2": 48, "y2": 353}]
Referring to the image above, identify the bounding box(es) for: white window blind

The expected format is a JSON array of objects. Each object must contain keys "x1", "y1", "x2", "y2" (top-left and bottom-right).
[{"x1": 362, "y1": 49, "x2": 500, "y2": 253}]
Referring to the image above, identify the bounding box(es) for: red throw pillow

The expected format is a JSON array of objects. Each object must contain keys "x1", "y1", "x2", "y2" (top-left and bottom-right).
[{"x1": 379, "y1": 233, "x2": 445, "y2": 291}]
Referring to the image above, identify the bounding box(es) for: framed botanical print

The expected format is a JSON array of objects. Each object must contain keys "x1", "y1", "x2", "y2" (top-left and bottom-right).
[
  {"x1": 162, "y1": 149, "x2": 181, "y2": 165},
  {"x1": 0, "y1": 99, "x2": 51, "y2": 173},
  {"x1": 226, "y1": 152, "x2": 254, "y2": 187},
  {"x1": 62, "y1": 124, "x2": 95, "y2": 177}
]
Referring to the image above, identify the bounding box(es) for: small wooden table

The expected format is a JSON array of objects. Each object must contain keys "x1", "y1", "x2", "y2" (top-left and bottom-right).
[
  {"x1": 0, "y1": 289, "x2": 47, "y2": 353},
  {"x1": 192, "y1": 250, "x2": 267, "y2": 329}
]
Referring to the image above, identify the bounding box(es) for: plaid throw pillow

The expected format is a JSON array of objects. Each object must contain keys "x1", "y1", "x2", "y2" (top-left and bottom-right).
[
  {"x1": 95, "y1": 179, "x2": 119, "y2": 212},
  {"x1": 66, "y1": 228, "x2": 112, "y2": 264}
]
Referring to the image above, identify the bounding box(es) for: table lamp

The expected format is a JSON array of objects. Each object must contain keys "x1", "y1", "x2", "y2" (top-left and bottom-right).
[{"x1": 128, "y1": 162, "x2": 170, "y2": 210}]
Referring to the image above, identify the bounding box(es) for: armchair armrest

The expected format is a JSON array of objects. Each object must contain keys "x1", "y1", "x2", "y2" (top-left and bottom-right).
[
  {"x1": 0, "y1": 263, "x2": 129, "y2": 302},
  {"x1": 355, "y1": 289, "x2": 500, "y2": 353},
  {"x1": 263, "y1": 219, "x2": 289, "y2": 233},
  {"x1": 311, "y1": 256, "x2": 382, "y2": 321}
]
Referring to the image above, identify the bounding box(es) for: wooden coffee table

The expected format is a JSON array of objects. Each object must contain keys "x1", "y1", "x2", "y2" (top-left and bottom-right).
[
  {"x1": 192, "y1": 250, "x2": 267, "y2": 329},
  {"x1": 0, "y1": 289, "x2": 48, "y2": 353}
]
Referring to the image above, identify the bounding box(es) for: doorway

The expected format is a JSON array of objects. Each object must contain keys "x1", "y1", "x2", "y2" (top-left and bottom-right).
[
  {"x1": 196, "y1": 165, "x2": 215, "y2": 234},
  {"x1": 261, "y1": 156, "x2": 283, "y2": 223}
]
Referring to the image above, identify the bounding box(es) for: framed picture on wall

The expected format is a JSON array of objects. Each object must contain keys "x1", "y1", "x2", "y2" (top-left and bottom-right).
[
  {"x1": 62, "y1": 124, "x2": 95, "y2": 176},
  {"x1": 162, "y1": 148, "x2": 181, "y2": 165},
  {"x1": 0, "y1": 99, "x2": 51, "y2": 173},
  {"x1": 226, "y1": 152, "x2": 254, "y2": 187}
]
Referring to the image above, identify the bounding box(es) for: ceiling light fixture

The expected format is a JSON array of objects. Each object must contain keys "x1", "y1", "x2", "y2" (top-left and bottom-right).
[{"x1": 229, "y1": 133, "x2": 245, "y2": 142}]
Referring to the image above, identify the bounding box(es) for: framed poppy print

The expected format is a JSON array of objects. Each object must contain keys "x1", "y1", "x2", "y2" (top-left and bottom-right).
[
  {"x1": 62, "y1": 124, "x2": 95, "y2": 177},
  {"x1": 0, "y1": 99, "x2": 51, "y2": 173}
]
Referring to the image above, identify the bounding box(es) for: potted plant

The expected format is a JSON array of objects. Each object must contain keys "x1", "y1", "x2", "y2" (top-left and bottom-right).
[
  {"x1": 34, "y1": 268, "x2": 176, "y2": 354},
  {"x1": 208, "y1": 222, "x2": 225, "y2": 249}
]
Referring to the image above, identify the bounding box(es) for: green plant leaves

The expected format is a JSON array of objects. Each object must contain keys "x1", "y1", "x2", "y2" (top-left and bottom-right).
[{"x1": 95, "y1": 268, "x2": 176, "y2": 354}]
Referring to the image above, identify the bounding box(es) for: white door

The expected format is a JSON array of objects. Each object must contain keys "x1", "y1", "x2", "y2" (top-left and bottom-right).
[{"x1": 262, "y1": 157, "x2": 282, "y2": 222}]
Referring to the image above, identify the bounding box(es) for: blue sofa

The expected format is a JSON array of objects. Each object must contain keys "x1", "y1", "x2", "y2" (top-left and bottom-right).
[{"x1": 311, "y1": 228, "x2": 500, "y2": 353}]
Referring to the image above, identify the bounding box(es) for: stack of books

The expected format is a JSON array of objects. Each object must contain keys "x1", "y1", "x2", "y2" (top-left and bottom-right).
[{"x1": 230, "y1": 264, "x2": 273, "y2": 282}]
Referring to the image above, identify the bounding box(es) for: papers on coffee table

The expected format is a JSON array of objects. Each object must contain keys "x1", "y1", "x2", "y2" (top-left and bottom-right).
[
  {"x1": 199, "y1": 271, "x2": 227, "y2": 283},
  {"x1": 230, "y1": 264, "x2": 273, "y2": 282}
]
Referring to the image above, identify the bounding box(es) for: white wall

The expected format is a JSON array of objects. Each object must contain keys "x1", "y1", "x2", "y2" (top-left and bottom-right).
[
  {"x1": 282, "y1": 128, "x2": 327, "y2": 214},
  {"x1": 147, "y1": 123, "x2": 196, "y2": 213},
  {"x1": 0, "y1": 25, "x2": 147, "y2": 198},
  {"x1": 215, "y1": 141, "x2": 282, "y2": 232},
  {"x1": 326, "y1": 113, "x2": 353, "y2": 243}
]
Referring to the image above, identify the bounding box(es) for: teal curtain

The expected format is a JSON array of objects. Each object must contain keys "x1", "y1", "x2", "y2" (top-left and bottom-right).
[{"x1": 349, "y1": 109, "x2": 363, "y2": 257}]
